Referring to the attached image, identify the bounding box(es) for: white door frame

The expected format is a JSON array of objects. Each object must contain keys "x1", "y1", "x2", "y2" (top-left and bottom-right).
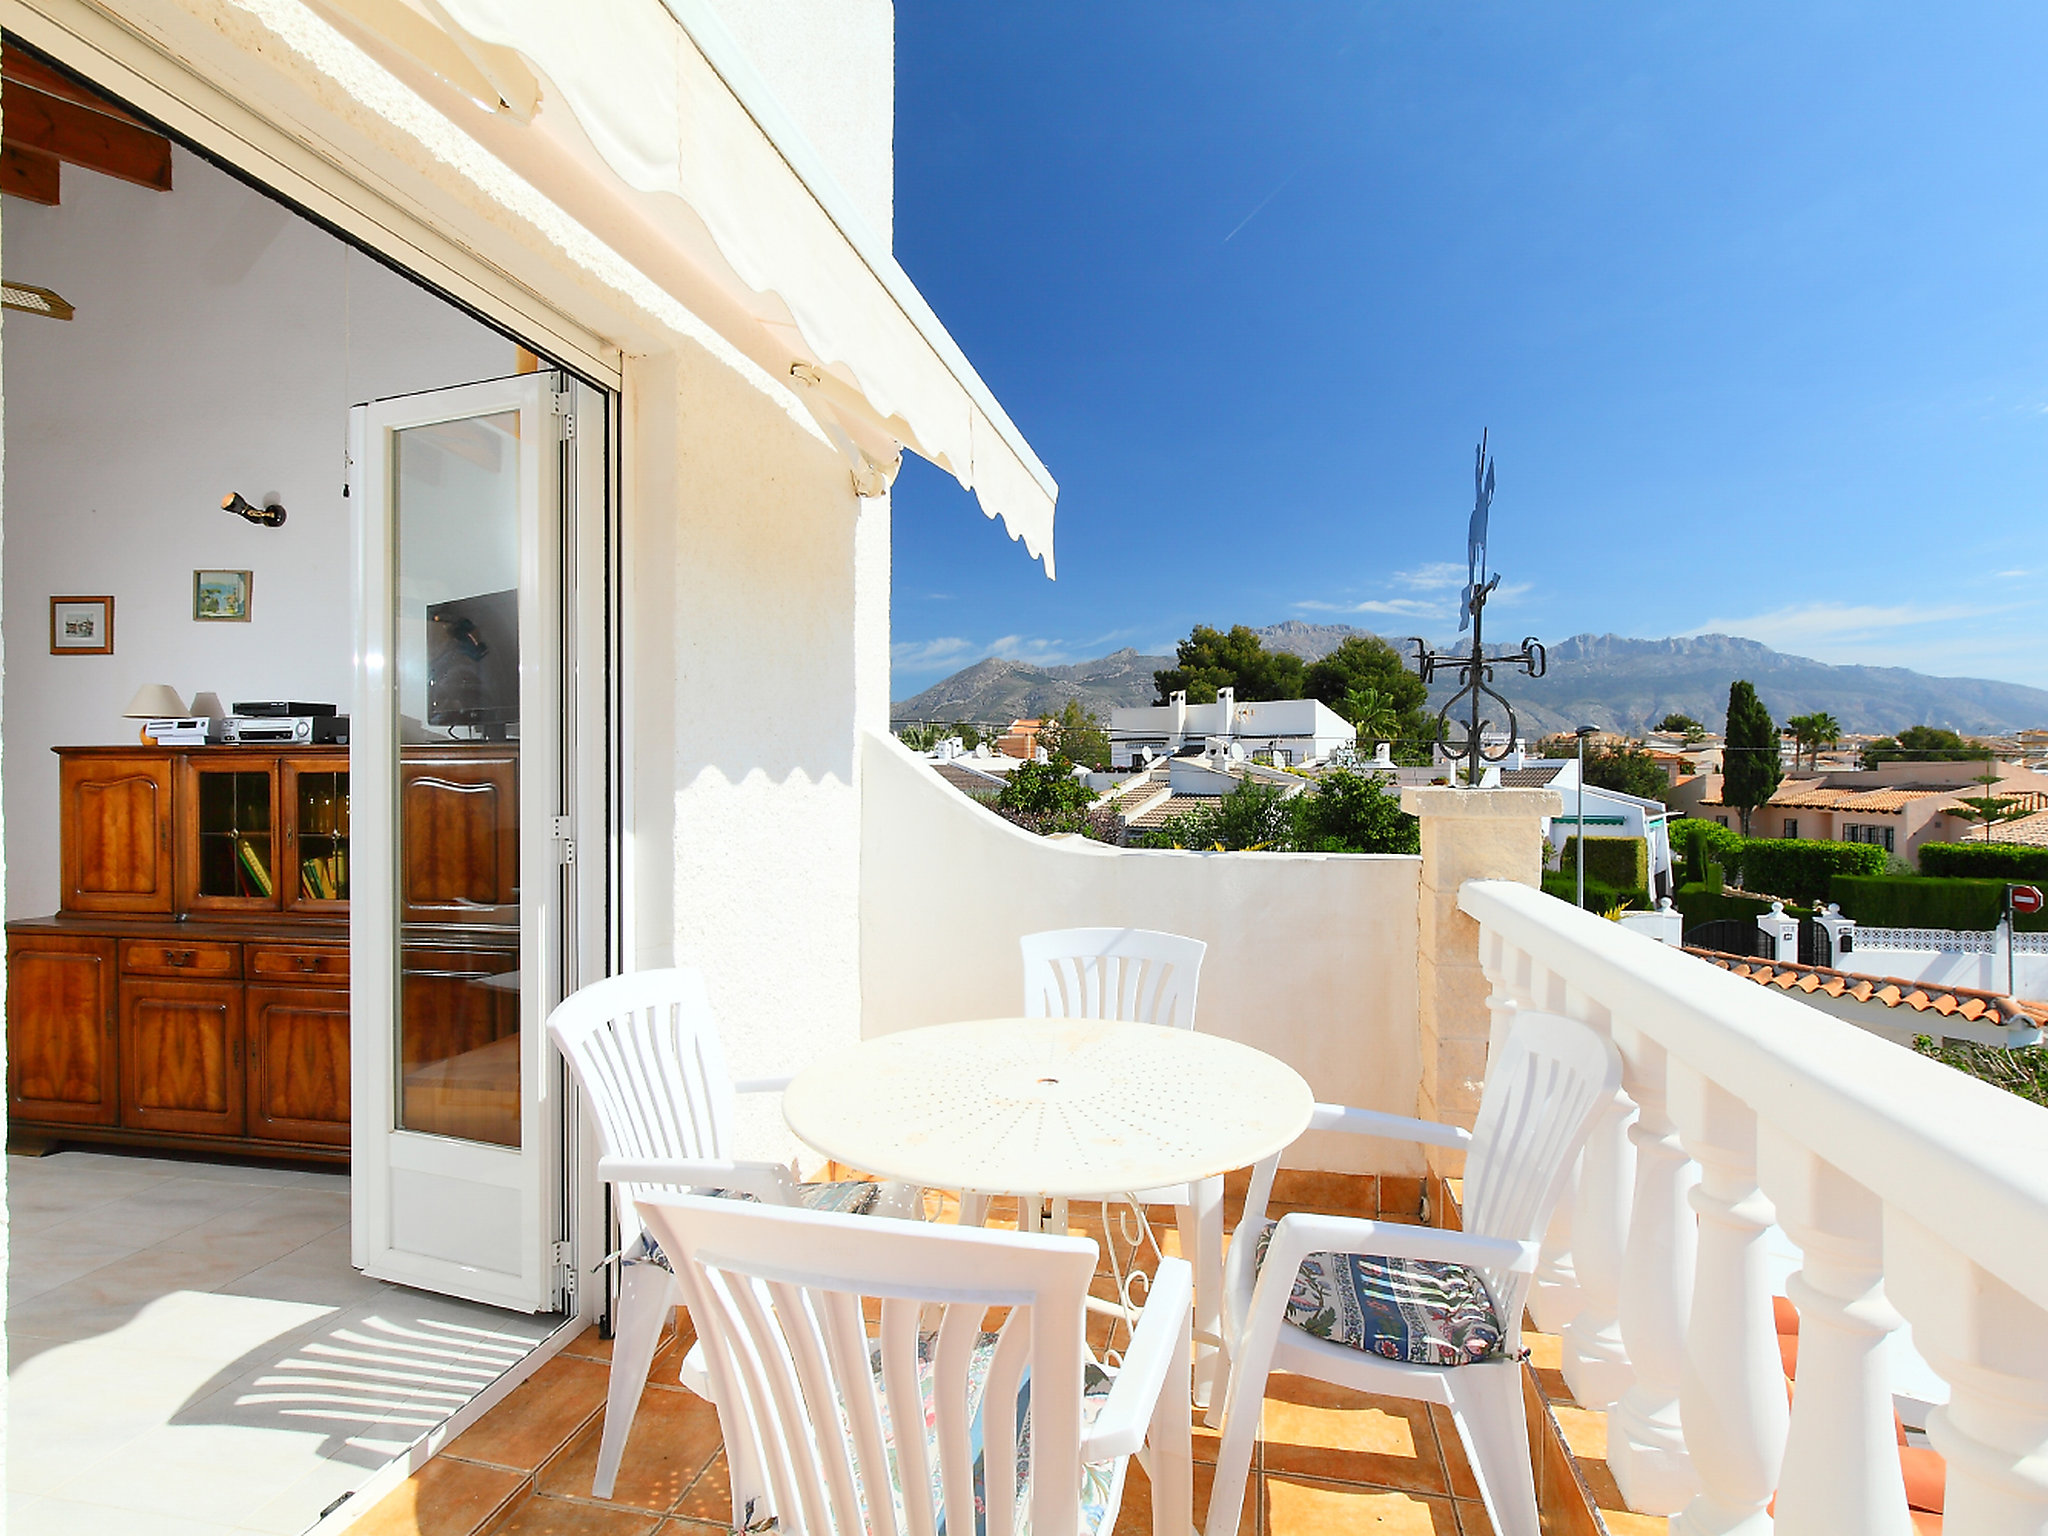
[{"x1": 351, "y1": 373, "x2": 571, "y2": 1312}]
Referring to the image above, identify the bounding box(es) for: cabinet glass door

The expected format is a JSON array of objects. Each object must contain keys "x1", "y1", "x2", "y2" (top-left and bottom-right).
[
  {"x1": 352, "y1": 373, "x2": 574, "y2": 1312},
  {"x1": 284, "y1": 761, "x2": 350, "y2": 913},
  {"x1": 183, "y1": 762, "x2": 281, "y2": 912}
]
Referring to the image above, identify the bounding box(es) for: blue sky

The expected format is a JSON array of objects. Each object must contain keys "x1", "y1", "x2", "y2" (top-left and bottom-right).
[{"x1": 886, "y1": 5, "x2": 2048, "y2": 703}]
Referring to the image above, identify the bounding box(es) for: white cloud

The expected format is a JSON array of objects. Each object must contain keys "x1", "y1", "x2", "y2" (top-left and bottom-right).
[
  {"x1": 1685, "y1": 601, "x2": 1994, "y2": 651},
  {"x1": 1391, "y1": 562, "x2": 1467, "y2": 591},
  {"x1": 1997, "y1": 569, "x2": 2031, "y2": 580},
  {"x1": 1295, "y1": 597, "x2": 1446, "y2": 619},
  {"x1": 890, "y1": 636, "x2": 975, "y2": 671}
]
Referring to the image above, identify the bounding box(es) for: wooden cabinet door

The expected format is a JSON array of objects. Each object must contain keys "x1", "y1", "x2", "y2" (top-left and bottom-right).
[
  {"x1": 120, "y1": 980, "x2": 244, "y2": 1136},
  {"x1": 176, "y1": 758, "x2": 283, "y2": 914},
  {"x1": 399, "y1": 753, "x2": 517, "y2": 924},
  {"x1": 280, "y1": 757, "x2": 350, "y2": 917},
  {"x1": 246, "y1": 985, "x2": 350, "y2": 1145},
  {"x1": 60, "y1": 753, "x2": 175, "y2": 914},
  {"x1": 7, "y1": 933, "x2": 119, "y2": 1125}
]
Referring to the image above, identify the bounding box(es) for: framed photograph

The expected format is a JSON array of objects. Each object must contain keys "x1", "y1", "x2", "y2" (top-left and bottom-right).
[
  {"x1": 49, "y1": 595, "x2": 113, "y2": 654},
  {"x1": 194, "y1": 569, "x2": 253, "y2": 622}
]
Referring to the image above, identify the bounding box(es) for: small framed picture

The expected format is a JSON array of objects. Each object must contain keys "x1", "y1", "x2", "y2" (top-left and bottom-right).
[
  {"x1": 194, "y1": 569, "x2": 253, "y2": 622},
  {"x1": 49, "y1": 595, "x2": 113, "y2": 654}
]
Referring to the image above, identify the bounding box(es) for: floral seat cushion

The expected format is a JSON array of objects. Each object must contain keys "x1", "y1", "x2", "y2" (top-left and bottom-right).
[
  {"x1": 623, "y1": 1180, "x2": 888, "y2": 1270},
  {"x1": 872, "y1": 1331, "x2": 1122, "y2": 1536},
  {"x1": 1251, "y1": 1220, "x2": 1508, "y2": 1367}
]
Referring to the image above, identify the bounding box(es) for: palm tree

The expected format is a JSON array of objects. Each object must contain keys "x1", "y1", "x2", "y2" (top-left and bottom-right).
[
  {"x1": 1810, "y1": 712, "x2": 1841, "y2": 769},
  {"x1": 1340, "y1": 686, "x2": 1400, "y2": 753}
]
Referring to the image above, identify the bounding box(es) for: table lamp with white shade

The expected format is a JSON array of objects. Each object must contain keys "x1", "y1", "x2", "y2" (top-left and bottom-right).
[{"x1": 124, "y1": 683, "x2": 188, "y2": 743}]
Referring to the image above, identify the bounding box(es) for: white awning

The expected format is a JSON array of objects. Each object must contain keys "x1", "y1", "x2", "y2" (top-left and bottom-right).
[{"x1": 345, "y1": 0, "x2": 1057, "y2": 572}]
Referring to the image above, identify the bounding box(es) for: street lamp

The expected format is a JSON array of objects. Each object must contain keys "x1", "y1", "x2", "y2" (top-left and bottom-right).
[{"x1": 1575, "y1": 725, "x2": 1599, "y2": 910}]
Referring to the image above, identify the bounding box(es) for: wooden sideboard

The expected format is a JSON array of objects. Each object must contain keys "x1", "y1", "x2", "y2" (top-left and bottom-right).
[{"x1": 7, "y1": 743, "x2": 519, "y2": 1162}]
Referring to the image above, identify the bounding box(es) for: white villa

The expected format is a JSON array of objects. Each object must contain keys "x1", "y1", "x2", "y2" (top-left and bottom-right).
[{"x1": 1109, "y1": 685, "x2": 1356, "y2": 769}]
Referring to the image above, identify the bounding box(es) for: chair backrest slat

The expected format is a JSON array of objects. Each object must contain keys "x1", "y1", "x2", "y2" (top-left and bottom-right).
[
  {"x1": 1461, "y1": 1012, "x2": 1621, "y2": 1312},
  {"x1": 1021, "y1": 927, "x2": 1207, "y2": 1030},
  {"x1": 644, "y1": 1195, "x2": 1101, "y2": 1536},
  {"x1": 547, "y1": 970, "x2": 741, "y2": 1205}
]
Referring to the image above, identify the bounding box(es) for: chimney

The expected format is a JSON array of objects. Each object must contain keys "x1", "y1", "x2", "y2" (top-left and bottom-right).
[
  {"x1": 1216, "y1": 686, "x2": 1237, "y2": 738},
  {"x1": 1170, "y1": 690, "x2": 1188, "y2": 749}
]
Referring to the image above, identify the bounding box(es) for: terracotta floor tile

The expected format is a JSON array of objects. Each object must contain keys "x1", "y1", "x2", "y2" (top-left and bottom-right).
[
  {"x1": 557, "y1": 1319, "x2": 682, "y2": 1369},
  {"x1": 537, "y1": 1386, "x2": 723, "y2": 1513},
  {"x1": 448, "y1": 1355, "x2": 611, "y2": 1472},
  {"x1": 1116, "y1": 1454, "x2": 1257, "y2": 1536},
  {"x1": 654, "y1": 1522, "x2": 734, "y2": 1535},
  {"x1": 1264, "y1": 1472, "x2": 1462, "y2": 1534},
  {"x1": 670, "y1": 1449, "x2": 731, "y2": 1527},
  {"x1": 1452, "y1": 1497, "x2": 1496, "y2": 1536},
  {"x1": 1598, "y1": 1509, "x2": 1668, "y2": 1536},
  {"x1": 1425, "y1": 1404, "x2": 1481, "y2": 1502},
  {"x1": 1259, "y1": 1376, "x2": 1447, "y2": 1496},
  {"x1": 1379, "y1": 1177, "x2": 1426, "y2": 1223},
  {"x1": 350, "y1": 1457, "x2": 526, "y2": 1536},
  {"x1": 1549, "y1": 1404, "x2": 1607, "y2": 1462},
  {"x1": 483, "y1": 1493, "x2": 663, "y2": 1535}
]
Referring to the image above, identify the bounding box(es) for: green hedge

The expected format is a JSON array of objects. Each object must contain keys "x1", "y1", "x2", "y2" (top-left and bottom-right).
[
  {"x1": 1542, "y1": 872, "x2": 1650, "y2": 914},
  {"x1": 1830, "y1": 875, "x2": 2048, "y2": 933},
  {"x1": 1918, "y1": 842, "x2": 2048, "y2": 881},
  {"x1": 1560, "y1": 836, "x2": 1649, "y2": 894},
  {"x1": 1670, "y1": 818, "x2": 1745, "y2": 885},
  {"x1": 1738, "y1": 838, "x2": 1888, "y2": 904},
  {"x1": 1672, "y1": 884, "x2": 1807, "y2": 927}
]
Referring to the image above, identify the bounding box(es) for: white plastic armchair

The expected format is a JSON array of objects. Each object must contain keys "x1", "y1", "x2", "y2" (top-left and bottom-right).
[
  {"x1": 1014, "y1": 927, "x2": 1228, "y2": 1408},
  {"x1": 638, "y1": 1191, "x2": 1195, "y2": 1536},
  {"x1": 1206, "y1": 1011, "x2": 1621, "y2": 1536},
  {"x1": 547, "y1": 968, "x2": 920, "y2": 1499}
]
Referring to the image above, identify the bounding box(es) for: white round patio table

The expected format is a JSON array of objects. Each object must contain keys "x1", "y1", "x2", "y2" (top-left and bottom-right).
[{"x1": 782, "y1": 1016, "x2": 1315, "y2": 1199}]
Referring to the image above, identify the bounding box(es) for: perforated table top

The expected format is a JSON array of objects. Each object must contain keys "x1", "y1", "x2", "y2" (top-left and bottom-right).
[{"x1": 783, "y1": 1017, "x2": 1316, "y2": 1198}]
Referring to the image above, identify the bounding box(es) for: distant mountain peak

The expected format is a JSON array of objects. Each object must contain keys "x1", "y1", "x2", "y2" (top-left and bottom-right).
[{"x1": 893, "y1": 624, "x2": 2048, "y2": 736}]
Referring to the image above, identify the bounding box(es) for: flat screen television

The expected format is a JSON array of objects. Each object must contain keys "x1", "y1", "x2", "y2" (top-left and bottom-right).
[{"x1": 426, "y1": 589, "x2": 519, "y2": 738}]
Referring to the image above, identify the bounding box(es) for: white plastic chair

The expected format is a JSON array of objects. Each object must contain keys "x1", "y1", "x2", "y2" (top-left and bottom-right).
[
  {"x1": 1014, "y1": 927, "x2": 1225, "y2": 1407},
  {"x1": 639, "y1": 1189, "x2": 1195, "y2": 1536},
  {"x1": 1205, "y1": 1011, "x2": 1621, "y2": 1536},
  {"x1": 547, "y1": 968, "x2": 921, "y2": 1499}
]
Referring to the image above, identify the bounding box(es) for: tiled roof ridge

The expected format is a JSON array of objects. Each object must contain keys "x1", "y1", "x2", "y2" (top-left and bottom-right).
[{"x1": 1685, "y1": 947, "x2": 2048, "y2": 1028}]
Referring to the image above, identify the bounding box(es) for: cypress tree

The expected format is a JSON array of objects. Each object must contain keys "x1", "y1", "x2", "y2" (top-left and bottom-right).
[{"x1": 1722, "y1": 680, "x2": 1782, "y2": 838}]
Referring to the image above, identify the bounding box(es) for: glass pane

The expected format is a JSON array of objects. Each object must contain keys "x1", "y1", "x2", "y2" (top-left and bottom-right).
[
  {"x1": 296, "y1": 771, "x2": 349, "y2": 901},
  {"x1": 196, "y1": 770, "x2": 273, "y2": 899},
  {"x1": 393, "y1": 411, "x2": 522, "y2": 1147}
]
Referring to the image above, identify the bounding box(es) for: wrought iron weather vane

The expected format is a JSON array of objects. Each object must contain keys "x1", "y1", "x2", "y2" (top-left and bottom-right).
[{"x1": 1409, "y1": 431, "x2": 1546, "y2": 787}]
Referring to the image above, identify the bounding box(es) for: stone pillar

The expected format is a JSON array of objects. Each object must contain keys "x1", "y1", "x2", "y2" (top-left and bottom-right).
[{"x1": 1399, "y1": 786, "x2": 1562, "y2": 1159}]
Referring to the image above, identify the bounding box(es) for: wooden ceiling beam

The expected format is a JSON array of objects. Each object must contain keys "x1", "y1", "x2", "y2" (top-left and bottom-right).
[
  {"x1": 2, "y1": 81, "x2": 170, "y2": 192},
  {"x1": 1, "y1": 43, "x2": 147, "y2": 122},
  {"x1": 0, "y1": 144, "x2": 60, "y2": 205}
]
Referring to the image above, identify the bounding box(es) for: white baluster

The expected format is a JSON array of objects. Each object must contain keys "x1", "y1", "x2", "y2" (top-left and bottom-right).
[
  {"x1": 1487, "y1": 938, "x2": 1580, "y2": 1334},
  {"x1": 1757, "y1": 1128, "x2": 1910, "y2": 1536},
  {"x1": 1562, "y1": 1077, "x2": 1638, "y2": 1410},
  {"x1": 1885, "y1": 1209, "x2": 2048, "y2": 1536},
  {"x1": 1609, "y1": 1027, "x2": 1701, "y2": 1514},
  {"x1": 1669, "y1": 1063, "x2": 1788, "y2": 1536}
]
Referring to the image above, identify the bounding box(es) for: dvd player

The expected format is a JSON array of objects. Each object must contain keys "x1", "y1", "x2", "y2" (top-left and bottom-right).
[
  {"x1": 231, "y1": 701, "x2": 337, "y2": 717},
  {"x1": 224, "y1": 715, "x2": 349, "y2": 745}
]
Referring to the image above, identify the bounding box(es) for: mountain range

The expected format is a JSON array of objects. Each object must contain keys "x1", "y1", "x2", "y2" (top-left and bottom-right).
[{"x1": 892, "y1": 625, "x2": 2048, "y2": 738}]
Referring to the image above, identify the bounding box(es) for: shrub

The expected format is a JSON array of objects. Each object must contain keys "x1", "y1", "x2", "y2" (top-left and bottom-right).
[
  {"x1": 1671, "y1": 818, "x2": 1745, "y2": 885},
  {"x1": 1292, "y1": 769, "x2": 1419, "y2": 855},
  {"x1": 1673, "y1": 884, "x2": 1806, "y2": 928},
  {"x1": 1738, "y1": 838, "x2": 1888, "y2": 904},
  {"x1": 1135, "y1": 779, "x2": 1293, "y2": 851},
  {"x1": 1918, "y1": 842, "x2": 2048, "y2": 881},
  {"x1": 1560, "y1": 836, "x2": 1648, "y2": 892},
  {"x1": 995, "y1": 760, "x2": 1093, "y2": 818},
  {"x1": 1541, "y1": 872, "x2": 1649, "y2": 914},
  {"x1": 1830, "y1": 875, "x2": 2048, "y2": 933},
  {"x1": 1914, "y1": 1035, "x2": 2048, "y2": 1109}
]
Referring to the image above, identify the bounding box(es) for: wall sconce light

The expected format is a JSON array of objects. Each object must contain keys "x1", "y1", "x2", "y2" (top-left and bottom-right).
[{"x1": 222, "y1": 492, "x2": 286, "y2": 528}]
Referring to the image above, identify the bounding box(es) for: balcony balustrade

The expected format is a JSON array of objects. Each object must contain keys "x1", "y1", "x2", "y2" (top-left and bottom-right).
[{"x1": 1462, "y1": 877, "x2": 2048, "y2": 1536}]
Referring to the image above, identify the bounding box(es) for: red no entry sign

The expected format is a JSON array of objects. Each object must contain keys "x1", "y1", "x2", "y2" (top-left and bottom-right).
[{"x1": 2013, "y1": 884, "x2": 2046, "y2": 916}]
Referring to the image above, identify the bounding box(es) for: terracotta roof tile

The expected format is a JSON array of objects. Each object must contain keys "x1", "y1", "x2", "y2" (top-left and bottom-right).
[
  {"x1": 1127, "y1": 793, "x2": 1219, "y2": 831},
  {"x1": 1500, "y1": 765, "x2": 1565, "y2": 787},
  {"x1": 1684, "y1": 948, "x2": 2047, "y2": 1028},
  {"x1": 933, "y1": 762, "x2": 1003, "y2": 796}
]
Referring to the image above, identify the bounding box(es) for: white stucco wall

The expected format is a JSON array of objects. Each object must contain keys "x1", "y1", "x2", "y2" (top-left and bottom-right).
[
  {"x1": 0, "y1": 145, "x2": 513, "y2": 917},
  {"x1": 626, "y1": 340, "x2": 876, "y2": 1166},
  {"x1": 861, "y1": 733, "x2": 1428, "y2": 1174},
  {"x1": 705, "y1": 0, "x2": 896, "y2": 245}
]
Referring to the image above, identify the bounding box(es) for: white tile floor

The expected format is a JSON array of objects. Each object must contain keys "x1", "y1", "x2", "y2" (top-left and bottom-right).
[{"x1": 7, "y1": 1151, "x2": 562, "y2": 1536}]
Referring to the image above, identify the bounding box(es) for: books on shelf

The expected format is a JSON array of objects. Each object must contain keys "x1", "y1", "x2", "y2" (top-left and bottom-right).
[
  {"x1": 300, "y1": 848, "x2": 347, "y2": 901},
  {"x1": 234, "y1": 835, "x2": 274, "y2": 898}
]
